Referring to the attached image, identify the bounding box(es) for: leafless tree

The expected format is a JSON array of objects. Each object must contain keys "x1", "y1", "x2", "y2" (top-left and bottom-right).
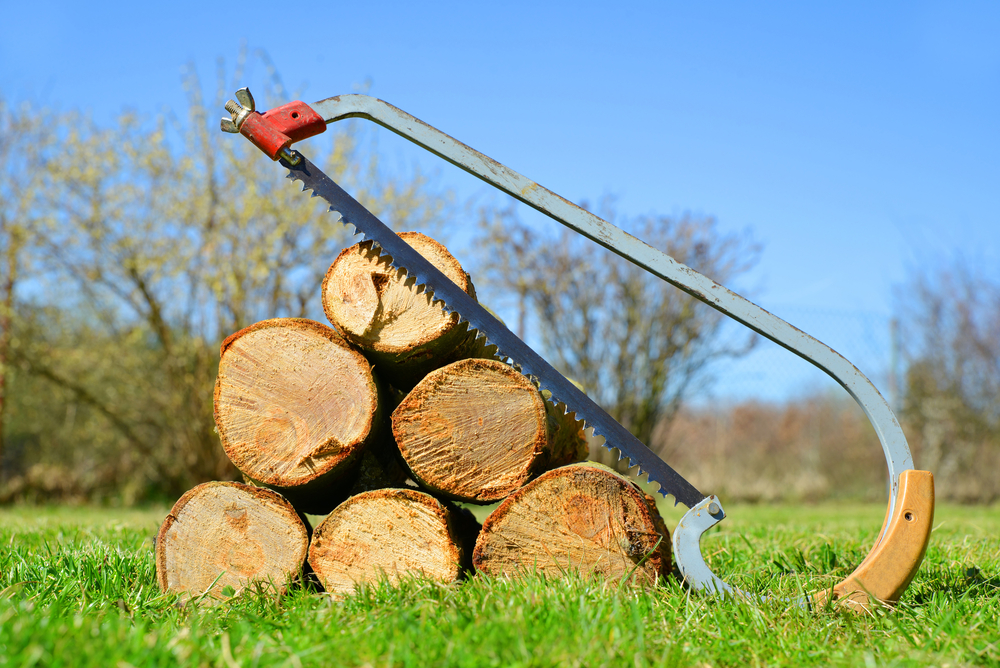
[
  {"x1": 475, "y1": 202, "x2": 761, "y2": 455},
  {"x1": 898, "y1": 258, "x2": 1000, "y2": 501}
]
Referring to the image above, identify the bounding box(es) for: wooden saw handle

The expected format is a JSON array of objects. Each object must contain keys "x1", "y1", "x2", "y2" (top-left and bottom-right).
[{"x1": 813, "y1": 469, "x2": 934, "y2": 611}]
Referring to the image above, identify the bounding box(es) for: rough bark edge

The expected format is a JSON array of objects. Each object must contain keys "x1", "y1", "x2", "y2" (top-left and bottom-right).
[
  {"x1": 214, "y1": 317, "x2": 381, "y2": 494},
  {"x1": 155, "y1": 481, "x2": 309, "y2": 596},
  {"x1": 471, "y1": 463, "x2": 672, "y2": 580},
  {"x1": 391, "y1": 358, "x2": 549, "y2": 504},
  {"x1": 219, "y1": 317, "x2": 345, "y2": 357}
]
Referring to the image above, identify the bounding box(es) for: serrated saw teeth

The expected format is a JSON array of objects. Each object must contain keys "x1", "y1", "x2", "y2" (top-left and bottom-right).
[
  {"x1": 278, "y1": 151, "x2": 706, "y2": 509},
  {"x1": 224, "y1": 91, "x2": 933, "y2": 605}
]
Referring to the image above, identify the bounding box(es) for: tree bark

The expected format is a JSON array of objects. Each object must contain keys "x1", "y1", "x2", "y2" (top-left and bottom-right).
[
  {"x1": 214, "y1": 318, "x2": 388, "y2": 514},
  {"x1": 472, "y1": 463, "x2": 671, "y2": 586},
  {"x1": 321, "y1": 232, "x2": 481, "y2": 390},
  {"x1": 307, "y1": 488, "x2": 478, "y2": 598},
  {"x1": 391, "y1": 358, "x2": 588, "y2": 503},
  {"x1": 156, "y1": 481, "x2": 309, "y2": 603}
]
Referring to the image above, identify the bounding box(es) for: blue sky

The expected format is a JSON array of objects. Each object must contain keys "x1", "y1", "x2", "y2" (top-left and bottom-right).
[{"x1": 3, "y1": 1, "x2": 998, "y2": 400}]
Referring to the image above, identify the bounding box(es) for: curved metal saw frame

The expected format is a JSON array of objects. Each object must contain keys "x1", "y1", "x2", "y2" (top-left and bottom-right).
[{"x1": 221, "y1": 89, "x2": 934, "y2": 610}]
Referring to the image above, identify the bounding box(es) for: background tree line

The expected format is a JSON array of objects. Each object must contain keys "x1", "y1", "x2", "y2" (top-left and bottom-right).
[{"x1": 1, "y1": 64, "x2": 997, "y2": 504}]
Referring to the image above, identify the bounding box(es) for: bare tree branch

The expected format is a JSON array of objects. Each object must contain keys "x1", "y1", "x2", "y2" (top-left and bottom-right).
[{"x1": 475, "y1": 205, "x2": 761, "y2": 455}]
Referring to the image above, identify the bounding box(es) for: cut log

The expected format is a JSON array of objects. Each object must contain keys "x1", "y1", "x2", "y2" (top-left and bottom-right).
[
  {"x1": 307, "y1": 488, "x2": 478, "y2": 598},
  {"x1": 391, "y1": 358, "x2": 588, "y2": 503},
  {"x1": 472, "y1": 464, "x2": 671, "y2": 586},
  {"x1": 156, "y1": 482, "x2": 309, "y2": 603},
  {"x1": 214, "y1": 318, "x2": 386, "y2": 514},
  {"x1": 321, "y1": 232, "x2": 480, "y2": 389}
]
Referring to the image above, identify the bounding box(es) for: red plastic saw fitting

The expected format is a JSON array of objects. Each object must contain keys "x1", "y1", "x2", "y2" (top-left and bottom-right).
[{"x1": 239, "y1": 101, "x2": 326, "y2": 160}]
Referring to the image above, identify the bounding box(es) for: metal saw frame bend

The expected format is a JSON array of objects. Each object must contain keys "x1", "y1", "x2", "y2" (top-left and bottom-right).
[{"x1": 222, "y1": 89, "x2": 934, "y2": 609}]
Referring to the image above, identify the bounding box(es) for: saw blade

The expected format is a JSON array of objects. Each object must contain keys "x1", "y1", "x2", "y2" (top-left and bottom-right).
[{"x1": 283, "y1": 152, "x2": 706, "y2": 509}]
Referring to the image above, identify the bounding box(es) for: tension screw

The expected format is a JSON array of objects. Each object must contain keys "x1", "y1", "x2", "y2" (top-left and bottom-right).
[{"x1": 220, "y1": 87, "x2": 256, "y2": 134}]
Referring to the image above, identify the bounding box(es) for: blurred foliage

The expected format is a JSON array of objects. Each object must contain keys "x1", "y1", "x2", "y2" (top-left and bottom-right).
[
  {"x1": 0, "y1": 60, "x2": 449, "y2": 503},
  {"x1": 664, "y1": 255, "x2": 1000, "y2": 504},
  {"x1": 0, "y1": 97, "x2": 58, "y2": 491},
  {"x1": 898, "y1": 259, "x2": 1000, "y2": 503},
  {"x1": 666, "y1": 394, "x2": 886, "y2": 503},
  {"x1": 476, "y1": 201, "x2": 760, "y2": 454}
]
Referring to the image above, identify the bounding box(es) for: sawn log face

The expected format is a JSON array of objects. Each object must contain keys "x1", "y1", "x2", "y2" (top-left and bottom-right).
[
  {"x1": 155, "y1": 481, "x2": 309, "y2": 603},
  {"x1": 322, "y1": 232, "x2": 478, "y2": 389},
  {"x1": 307, "y1": 488, "x2": 476, "y2": 598},
  {"x1": 473, "y1": 464, "x2": 671, "y2": 586},
  {"x1": 391, "y1": 358, "x2": 587, "y2": 503}
]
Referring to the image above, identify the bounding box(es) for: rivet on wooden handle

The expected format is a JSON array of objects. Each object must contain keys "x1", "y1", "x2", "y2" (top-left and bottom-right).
[{"x1": 814, "y1": 469, "x2": 934, "y2": 611}]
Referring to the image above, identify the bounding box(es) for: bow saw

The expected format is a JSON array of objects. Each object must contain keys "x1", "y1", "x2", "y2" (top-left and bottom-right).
[{"x1": 221, "y1": 87, "x2": 934, "y2": 609}]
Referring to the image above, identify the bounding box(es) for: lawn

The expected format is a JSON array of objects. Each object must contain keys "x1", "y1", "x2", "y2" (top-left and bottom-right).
[{"x1": 1, "y1": 502, "x2": 997, "y2": 667}]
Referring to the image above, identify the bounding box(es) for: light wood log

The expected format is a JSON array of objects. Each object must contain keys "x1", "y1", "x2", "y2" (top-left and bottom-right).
[
  {"x1": 472, "y1": 464, "x2": 671, "y2": 586},
  {"x1": 214, "y1": 318, "x2": 386, "y2": 514},
  {"x1": 391, "y1": 358, "x2": 588, "y2": 503},
  {"x1": 156, "y1": 481, "x2": 309, "y2": 603},
  {"x1": 307, "y1": 488, "x2": 478, "y2": 598},
  {"x1": 321, "y1": 232, "x2": 480, "y2": 389}
]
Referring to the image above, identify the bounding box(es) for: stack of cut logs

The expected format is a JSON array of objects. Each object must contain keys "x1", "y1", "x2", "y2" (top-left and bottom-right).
[{"x1": 156, "y1": 232, "x2": 671, "y2": 602}]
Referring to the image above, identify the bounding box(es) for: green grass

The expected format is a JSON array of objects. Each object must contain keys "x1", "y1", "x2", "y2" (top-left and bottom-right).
[{"x1": 1, "y1": 503, "x2": 998, "y2": 667}]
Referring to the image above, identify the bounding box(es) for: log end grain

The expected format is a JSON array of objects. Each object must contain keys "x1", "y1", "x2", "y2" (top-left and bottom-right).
[
  {"x1": 321, "y1": 232, "x2": 477, "y2": 387},
  {"x1": 392, "y1": 358, "x2": 549, "y2": 503},
  {"x1": 156, "y1": 482, "x2": 309, "y2": 603},
  {"x1": 214, "y1": 318, "x2": 380, "y2": 499},
  {"x1": 472, "y1": 464, "x2": 671, "y2": 586},
  {"x1": 322, "y1": 232, "x2": 473, "y2": 353},
  {"x1": 308, "y1": 488, "x2": 474, "y2": 598}
]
